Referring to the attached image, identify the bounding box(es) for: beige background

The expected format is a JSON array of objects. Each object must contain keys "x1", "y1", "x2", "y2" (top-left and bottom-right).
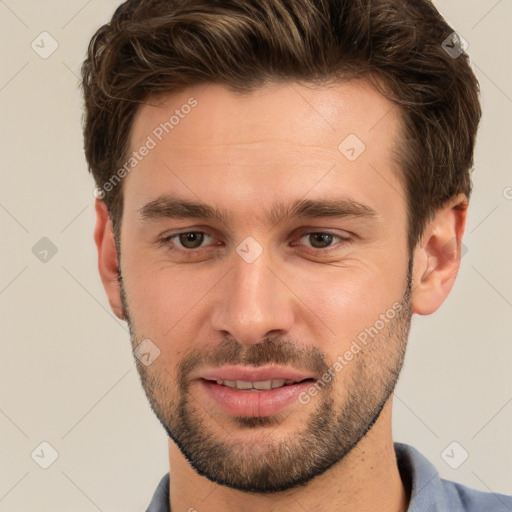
[{"x1": 0, "y1": 1, "x2": 511, "y2": 510}]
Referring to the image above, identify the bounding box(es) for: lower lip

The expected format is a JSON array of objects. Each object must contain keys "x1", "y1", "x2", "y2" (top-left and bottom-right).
[{"x1": 199, "y1": 379, "x2": 313, "y2": 417}]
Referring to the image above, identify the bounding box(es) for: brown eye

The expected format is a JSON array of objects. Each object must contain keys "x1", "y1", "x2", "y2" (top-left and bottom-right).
[
  {"x1": 308, "y1": 233, "x2": 335, "y2": 249},
  {"x1": 159, "y1": 230, "x2": 219, "y2": 255},
  {"x1": 293, "y1": 230, "x2": 353, "y2": 254},
  {"x1": 178, "y1": 232, "x2": 205, "y2": 249}
]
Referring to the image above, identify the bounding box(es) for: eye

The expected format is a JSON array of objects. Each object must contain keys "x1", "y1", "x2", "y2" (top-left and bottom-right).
[
  {"x1": 175, "y1": 231, "x2": 207, "y2": 249},
  {"x1": 160, "y1": 231, "x2": 214, "y2": 251},
  {"x1": 294, "y1": 231, "x2": 353, "y2": 252},
  {"x1": 301, "y1": 232, "x2": 339, "y2": 249}
]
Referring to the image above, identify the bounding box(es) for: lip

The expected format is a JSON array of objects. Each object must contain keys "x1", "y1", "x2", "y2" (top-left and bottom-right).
[
  {"x1": 199, "y1": 379, "x2": 314, "y2": 417},
  {"x1": 194, "y1": 365, "x2": 316, "y2": 417},
  {"x1": 197, "y1": 365, "x2": 315, "y2": 383}
]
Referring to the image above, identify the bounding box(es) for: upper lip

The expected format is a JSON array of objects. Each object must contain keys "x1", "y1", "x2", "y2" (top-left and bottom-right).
[{"x1": 197, "y1": 365, "x2": 315, "y2": 383}]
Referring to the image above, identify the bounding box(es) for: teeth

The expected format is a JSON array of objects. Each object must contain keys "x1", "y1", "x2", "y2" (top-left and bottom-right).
[
  {"x1": 214, "y1": 379, "x2": 291, "y2": 390},
  {"x1": 235, "y1": 380, "x2": 253, "y2": 390},
  {"x1": 252, "y1": 380, "x2": 271, "y2": 390}
]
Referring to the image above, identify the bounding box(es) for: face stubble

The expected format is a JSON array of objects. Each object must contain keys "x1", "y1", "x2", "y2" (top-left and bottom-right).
[{"x1": 118, "y1": 253, "x2": 413, "y2": 494}]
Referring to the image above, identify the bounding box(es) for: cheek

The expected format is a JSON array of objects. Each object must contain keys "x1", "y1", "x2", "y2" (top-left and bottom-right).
[
  {"x1": 295, "y1": 254, "x2": 407, "y2": 345},
  {"x1": 122, "y1": 256, "x2": 219, "y2": 353},
  {"x1": 120, "y1": 259, "x2": 173, "y2": 330}
]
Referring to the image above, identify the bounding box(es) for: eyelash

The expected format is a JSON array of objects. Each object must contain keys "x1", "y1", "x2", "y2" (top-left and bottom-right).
[{"x1": 157, "y1": 229, "x2": 353, "y2": 257}]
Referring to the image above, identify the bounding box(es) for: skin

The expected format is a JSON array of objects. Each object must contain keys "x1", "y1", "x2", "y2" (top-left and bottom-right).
[{"x1": 94, "y1": 80, "x2": 468, "y2": 512}]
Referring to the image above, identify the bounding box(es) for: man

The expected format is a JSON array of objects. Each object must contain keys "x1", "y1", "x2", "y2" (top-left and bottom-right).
[{"x1": 81, "y1": 0, "x2": 511, "y2": 511}]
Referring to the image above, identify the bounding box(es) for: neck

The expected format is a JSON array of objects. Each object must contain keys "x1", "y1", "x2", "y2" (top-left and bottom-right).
[{"x1": 167, "y1": 399, "x2": 409, "y2": 512}]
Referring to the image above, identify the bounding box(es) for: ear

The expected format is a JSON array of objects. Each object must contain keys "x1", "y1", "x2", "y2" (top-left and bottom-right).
[
  {"x1": 94, "y1": 198, "x2": 125, "y2": 320},
  {"x1": 411, "y1": 194, "x2": 469, "y2": 315}
]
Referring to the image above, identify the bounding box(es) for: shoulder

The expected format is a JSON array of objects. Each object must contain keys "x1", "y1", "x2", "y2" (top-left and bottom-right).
[
  {"x1": 394, "y1": 442, "x2": 512, "y2": 512},
  {"x1": 145, "y1": 473, "x2": 170, "y2": 512},
  {"x1": 440, "y1": 478, "x2": 512, "y2": 512}
]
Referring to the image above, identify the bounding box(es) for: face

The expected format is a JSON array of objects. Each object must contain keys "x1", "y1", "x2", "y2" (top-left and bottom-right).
[{"x1": 117, "y1": 80, "x2": 414, "y2": 492}]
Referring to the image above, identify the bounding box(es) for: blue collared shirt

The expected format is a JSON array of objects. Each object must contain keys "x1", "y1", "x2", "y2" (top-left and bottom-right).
[{"x1": 145, "y1": 442, "x2": 512, "y2": 511}]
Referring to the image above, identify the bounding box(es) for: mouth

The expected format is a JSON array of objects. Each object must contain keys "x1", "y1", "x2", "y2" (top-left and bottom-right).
[
  {"x1": 202, "y1": 377, "x2": 314, "y2": 391},
  {"x1": 195, "y1": 366, "x2": 317, "y2": 417}
]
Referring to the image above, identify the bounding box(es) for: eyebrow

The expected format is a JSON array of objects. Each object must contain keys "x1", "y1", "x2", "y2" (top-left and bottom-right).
[{"x1": 137, "y1": 194, "x2": 379, "y2": 226}]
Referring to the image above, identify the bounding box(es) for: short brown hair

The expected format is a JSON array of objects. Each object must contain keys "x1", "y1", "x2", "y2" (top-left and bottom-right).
[{"x1": 81, "y1": 0, "x2": 481, "y2": 255}]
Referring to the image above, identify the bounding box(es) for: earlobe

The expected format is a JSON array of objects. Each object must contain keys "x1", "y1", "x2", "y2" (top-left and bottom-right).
[
  {"x1": 94, "y1": 198, "x2": 125, "y2": 320},
  {"x1": 411, "y1": 195, "x2": 469, "y2": 316}
]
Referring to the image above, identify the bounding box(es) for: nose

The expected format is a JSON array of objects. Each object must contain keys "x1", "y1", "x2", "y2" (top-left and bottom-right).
[{"x1": 210, "y1": 249, "x2": 295, "y2": 345}]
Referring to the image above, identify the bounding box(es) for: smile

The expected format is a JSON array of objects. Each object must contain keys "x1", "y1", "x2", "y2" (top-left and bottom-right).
[{"x1": 208, "y1": 378, "x2": 309, "y2": 391}]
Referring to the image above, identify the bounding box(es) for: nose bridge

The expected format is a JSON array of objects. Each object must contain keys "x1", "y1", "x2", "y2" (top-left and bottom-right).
[{"x1": 211, "y1": 244, "x2": 294, "y2": 344}]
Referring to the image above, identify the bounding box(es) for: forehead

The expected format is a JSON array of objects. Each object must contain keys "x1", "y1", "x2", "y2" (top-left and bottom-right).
[
  {"x1": 130, "y1": 79, "x2": 401, "y2": 154},
  {"x1": 124, "y1": 80, "x2": 405, "y2": 223}
]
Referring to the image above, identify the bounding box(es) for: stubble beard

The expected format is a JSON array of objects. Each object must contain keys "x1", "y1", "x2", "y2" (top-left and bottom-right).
[{"x1": 119, "y1": 257, "x2": 413, "y2": 493}]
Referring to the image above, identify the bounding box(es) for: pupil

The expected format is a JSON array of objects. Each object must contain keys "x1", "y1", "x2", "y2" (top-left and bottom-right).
[
  {"x1": 310, "y1": 233, "x2": 332, "y2": 249},
  {"x1": 180, "y1": 232, "x2": 204, "y2": 249}
]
